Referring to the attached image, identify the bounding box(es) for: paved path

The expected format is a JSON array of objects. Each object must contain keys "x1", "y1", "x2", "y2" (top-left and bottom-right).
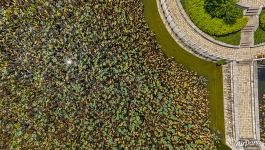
[
  {"x1": 235, "y1": 62, "x2": 255, "y2": 139},
  {"x1": 157, "y1": 0, "x2": 265, "y2": 149},
  {"x1": 238, "y1": 0, "x2": 265, "y2": 7},
  {"x1": 228, "y1": 6, "x2": 261, "y2": 149},
  {"x1": 160, "y1": 0, "x2": 265, "y2": 61},
  {"x1": 223, "y1": 62, "x2": 260, "y2": 149},
  {"x1": 240, "y1": 8, "x2": 260, "y2": 48}
]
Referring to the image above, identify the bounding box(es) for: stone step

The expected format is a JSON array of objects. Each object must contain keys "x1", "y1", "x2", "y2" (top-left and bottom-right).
[
  {"x1": 245, "y1": 9, "x2": 259, "y2": 15},
  {"x1": 241, "y1": 41, "x2": 251, "y2": 44},
  {"x1": 240, "y1": 46, "x2": 250, "y2": 48},
  {"x1": 240, "y1": 41, "x2": 251, "y2": 43},
  {"x1": 242, "y1": 25, "x2": 255, "y2": 31},
  {"x1": 242, "y1": 29, "x2": 254, "y2": 32},
  {"x1": 241, "y1": 42, "x2": 251, "y2": 44},
  {"x1": 246, "y1": 10, "x2": 259, "y2": 13},
  {"x1": 240, "y1": 44, "x2": 251, "y2": 48},
  {"x1": 246, "y1": 8, "x2": 259, "y2": 12},
  {"x1": 242, "y1": 27, "x2": 255, "y2": 30},
  {"x1": 247, "y1": 9, "x2": 259, "y2": 12},
  {"x1": 244, "y1": 27, "x2": 255, "y2": 29},
  {"x1": 240, "y1": 45, "x2": 251, "y2": 47},
  {"x1": 245, "y1": 12, "x2": 259, "y2": 16},
  {"x1": 247, "y1": 7, "x2": 259, "y2": 10},
  {"x1": 245, "y1": 25, "x2": 255, "y2": 28}
]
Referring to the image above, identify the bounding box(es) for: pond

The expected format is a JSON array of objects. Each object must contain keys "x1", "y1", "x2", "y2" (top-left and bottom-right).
[
  {"x1": 143, "y1": 0, "x2": 227, "y2": 149},
  {"x1": 258, "y1": 60, "x2": 265, "y2": 142}
]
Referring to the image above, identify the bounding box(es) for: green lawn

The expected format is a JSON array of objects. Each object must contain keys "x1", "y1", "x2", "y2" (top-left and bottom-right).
[
  {"x1": 180, "y1": 0, "x2": 242, "y2": 46},
  {"x1": 143, "y1": 0, "x2": 230, "y2": 149},
  {"x1": 254, "y1": 27, "x2": 265, "y2": 45},
  {"x1": 213, "y1": 31, "x2": 241, "y2": 46}
]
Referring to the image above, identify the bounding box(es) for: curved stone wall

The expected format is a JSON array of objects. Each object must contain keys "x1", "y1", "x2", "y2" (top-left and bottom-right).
[
  {"x1": 158, "y1": 0, "x2": 265, "y2": 61},
  {"x1": 160, "y1": 0, "x2": 223, "y2": 62}
]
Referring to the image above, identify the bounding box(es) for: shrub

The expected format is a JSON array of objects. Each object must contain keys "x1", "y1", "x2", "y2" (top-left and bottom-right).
[
  {"x1": 182, "y1": 0, "x2": 248, "y2": 36},
  {"x1": 205, "y1": 0, "x2": 242, "y2": 24},
  {"x1": 260, "y1": 10, "x2": 265, "y2": 31},
  {"x1": 224, "y1": 8, "x2": 243, "y2": 24}
]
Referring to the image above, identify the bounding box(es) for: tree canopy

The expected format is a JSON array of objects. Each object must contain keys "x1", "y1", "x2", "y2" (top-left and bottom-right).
[{"x1": 205, "y1": 0, "x2": 242, "y2": 24}]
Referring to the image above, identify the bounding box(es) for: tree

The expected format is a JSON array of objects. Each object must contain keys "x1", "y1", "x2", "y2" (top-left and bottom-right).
[{"x1": 205, "y1": 0, "x2": 242, "y2": 24}]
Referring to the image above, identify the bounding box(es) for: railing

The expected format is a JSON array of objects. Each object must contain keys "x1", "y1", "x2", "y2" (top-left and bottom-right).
[{"x1": 159, "y1": 0, "x2": 225, "y2": 62}]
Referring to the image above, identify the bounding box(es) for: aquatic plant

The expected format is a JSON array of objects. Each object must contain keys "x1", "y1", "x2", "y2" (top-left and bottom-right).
[{"x1": 0, "y1": 0, "x2": 217, "y2": 149}]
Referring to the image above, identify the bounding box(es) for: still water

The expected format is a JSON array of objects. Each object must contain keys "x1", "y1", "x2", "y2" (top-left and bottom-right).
[
  {"x1": 258, "y1": 63, "x2": 265, "y2": 101},
  {"x1": 258, "y1": 61, "x2": 265, "y2": 142}
]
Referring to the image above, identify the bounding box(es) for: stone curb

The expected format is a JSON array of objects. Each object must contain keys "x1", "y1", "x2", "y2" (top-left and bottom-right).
[
  {"x1": 159, "y1": 0, "x2": 224, "y2": 62},
  {"x1": 176, "y1": 0, "x2": 240, "y2": 49}
]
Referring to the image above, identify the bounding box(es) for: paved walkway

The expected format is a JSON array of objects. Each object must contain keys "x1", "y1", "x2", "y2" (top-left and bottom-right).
[
  {"x1": 223, "y1": 61, "x2": 260, "y2": 149},
  {"x1": 238, "y1": 0, "x2": 265, "y2": 7},
  {"x1": 157, "y1": 0, "x2": 265, "y2": 149},
  {"x1": 240, "y1": 9, "x2": 260, "y2": 48},
  {"x1": 160, "y1": 0, "x2": 265, "y2": 61},
  {"x1": 236, "y1": 62, "x2": 255, "y2": 139}
]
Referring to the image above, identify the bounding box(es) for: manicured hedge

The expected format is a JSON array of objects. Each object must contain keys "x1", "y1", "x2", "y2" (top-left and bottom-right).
[
  {"x1": 260, "y1": 10, "x2": 265, "y2": 31},
  {"x1": 254, "y1": 27, "x2": 265, "y2": 45},
  {"x1": 182, "y1": 0, "x2": 248, "y2": 36},
  {"x1": 205, "y1": 0, "x2": 242, "y2": 24}
]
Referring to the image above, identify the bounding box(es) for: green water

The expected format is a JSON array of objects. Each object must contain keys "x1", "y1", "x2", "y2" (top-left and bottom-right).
[
  {"x1": 258, "y1": 62, "x2": 265, "y2": 142},
  {"x1": 143, "y1": 0, "x2": 229, "y2": 149},
  {"x1": 258, "y1": 67, "x2": 265, "y2": 100},
  {"x1": 258, "y1": 61, "x2": 265, "y2": 102}
]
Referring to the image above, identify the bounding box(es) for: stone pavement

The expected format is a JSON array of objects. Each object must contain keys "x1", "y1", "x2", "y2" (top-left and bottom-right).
[
  {"x1": 240, "y1": 11, "x2": 260, "y2": 48},
  {"x1": 157, "y1": 0, "x2": 265, "y2": 149},
  {"x1": 223, "y1": 63, "x2": 235, "y2": 148},
  {"x1": 238, "y1": 0, "x2": 265, "y2": 8},
  {"x1": 235, "y1": 62, "x2": 255, "y2": 139},
  {"x1": 223, "y1": 61, "x2": 261, "y2": 149},
  {"x1": 160, "y1": 0, "x2": 265, "y2": 61}
]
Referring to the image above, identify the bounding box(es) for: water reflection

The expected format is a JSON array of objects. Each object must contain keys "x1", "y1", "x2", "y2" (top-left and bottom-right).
[{"x1": 258, "y1": 60, "x2": 265, "y2": 142}]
